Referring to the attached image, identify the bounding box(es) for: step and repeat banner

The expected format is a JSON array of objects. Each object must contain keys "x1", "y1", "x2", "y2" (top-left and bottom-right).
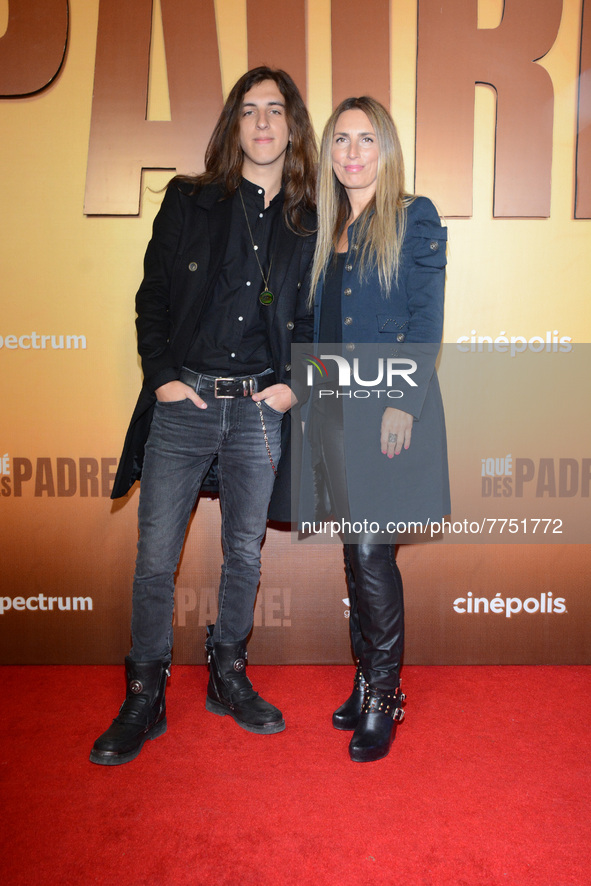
[{"x1": 1, "y1": 0, "x2": 590, "y2": 664}]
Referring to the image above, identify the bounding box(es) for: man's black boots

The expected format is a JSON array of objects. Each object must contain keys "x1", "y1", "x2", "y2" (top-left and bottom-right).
[
  {"x1": 205, "y1": 631, "x2": 285, "y2": 734},
  {"x1": 90, "y1": 657, "x2": 170, "y2": 765}
]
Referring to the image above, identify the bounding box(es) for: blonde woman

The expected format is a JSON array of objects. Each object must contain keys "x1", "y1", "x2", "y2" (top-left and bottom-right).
[{"x1": 305, "y1": 97, "x2": 449, "y2": 762}]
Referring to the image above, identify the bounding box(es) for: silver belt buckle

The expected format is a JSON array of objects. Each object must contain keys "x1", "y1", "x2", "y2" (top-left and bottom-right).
[{"x1": 214, "y1": 377, "x2": 235, "y2": 399}]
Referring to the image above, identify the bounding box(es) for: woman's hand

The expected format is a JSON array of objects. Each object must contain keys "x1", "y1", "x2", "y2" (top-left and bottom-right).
[
  {"x1": 155, "y1": 381, "x2": 207, "y2": 409},
  {"x1": 381, "y1": 407, "x2": 413, "y2": 457},
  {"x1": 251, "y1": 383, "x2": 295, "y2": 413}
]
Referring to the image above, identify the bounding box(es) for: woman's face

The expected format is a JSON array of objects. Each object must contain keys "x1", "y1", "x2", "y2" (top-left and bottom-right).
[{"x1": 331, "y1": 109, "x2": 380, "y2": 205}]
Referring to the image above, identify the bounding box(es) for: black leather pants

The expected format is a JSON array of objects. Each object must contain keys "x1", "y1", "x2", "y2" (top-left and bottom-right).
[
  {"x1": 345, "y1": 541, "x2": 404, "y2": 692},
  {"x1": 314, "y1": 395, "x2": 404, "y2": 692}
]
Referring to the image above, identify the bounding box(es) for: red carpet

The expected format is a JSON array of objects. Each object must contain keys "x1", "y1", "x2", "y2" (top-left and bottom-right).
[{"x1": 1, "y1": 665, "x2": 589, "y2": 886}]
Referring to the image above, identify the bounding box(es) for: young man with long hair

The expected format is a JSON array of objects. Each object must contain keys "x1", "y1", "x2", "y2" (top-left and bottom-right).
[{"x1": 91, "y1": 68, "x2": 317, "y2": 765}]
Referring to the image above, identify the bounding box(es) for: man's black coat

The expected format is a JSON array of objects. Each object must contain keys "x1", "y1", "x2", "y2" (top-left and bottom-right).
[{"x1": 111, "y1": 181, "x2": 315, "y2": 522}]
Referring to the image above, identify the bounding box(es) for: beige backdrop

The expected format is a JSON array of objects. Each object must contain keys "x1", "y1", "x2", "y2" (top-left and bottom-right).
[{"x1": 1, "y1": 0, "x2": 590, "y2": 664}]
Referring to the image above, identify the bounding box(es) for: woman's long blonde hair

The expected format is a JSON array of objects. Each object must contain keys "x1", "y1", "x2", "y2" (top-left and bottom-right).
[{"x1": 309, "y1": 96, "x2": 410, "y2": 305}]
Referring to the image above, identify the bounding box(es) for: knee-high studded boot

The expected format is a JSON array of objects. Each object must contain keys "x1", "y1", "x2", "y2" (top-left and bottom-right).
[
  {"x1": 333, "y1": 662, "x2": 367, "y2": 730},
  {"x1": 346, "y1": 542, "x2": 406, "y2": 762},
  {"x1": 333, "y1": 544, "x2": 367, "y2": 730},
  {"x1": 90, "y1": 657, "x2": 170, "y2": 766},
  {"x1": 205, "y1": 628, "x2": 285, "y2": 734},
  {"x1": 349, "y1": 686, "x2": 406, "y2": 763}
]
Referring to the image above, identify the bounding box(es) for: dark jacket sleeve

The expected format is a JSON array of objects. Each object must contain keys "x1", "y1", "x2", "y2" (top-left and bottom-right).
[
  {"x1": 404, "y1": 196, "x2": 447, "y2": 345},
  {"x1": 135, "y1": 184, "x2": 187, "y2": 392},
  {"x1": 387, "y1": 197, "x2": 447, "y2": 420},
  {"x1": 289, "y1": 235, "x2": 315, "y2": 403}
]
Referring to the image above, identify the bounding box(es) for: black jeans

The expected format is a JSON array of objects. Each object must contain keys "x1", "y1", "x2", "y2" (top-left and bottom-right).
[{"x1": 130, "y1": 383, "x2": 283, "y2": 660}]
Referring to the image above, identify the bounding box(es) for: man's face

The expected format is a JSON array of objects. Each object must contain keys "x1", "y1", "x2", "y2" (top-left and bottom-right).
[{"x1": 239, "y1": 79, "x2": 291, "y2": 177}]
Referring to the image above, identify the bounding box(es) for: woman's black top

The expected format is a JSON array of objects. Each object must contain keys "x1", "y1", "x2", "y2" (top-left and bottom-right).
[{"x1": 318, "y1": 252, "x2": 346, "y2": 347}]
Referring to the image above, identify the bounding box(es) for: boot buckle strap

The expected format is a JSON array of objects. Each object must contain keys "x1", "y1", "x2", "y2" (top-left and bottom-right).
[{"x1": 361, "y1": 688, "x2": 406, "y2": 719}]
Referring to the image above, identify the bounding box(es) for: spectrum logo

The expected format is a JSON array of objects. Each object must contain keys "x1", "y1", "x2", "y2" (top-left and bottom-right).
[
  {"x1": 0, "y1": 595, "x2": 93, "y2": 614},
  {"x1": 0, "y1": 332, "x2": 87, "y2": 350}
]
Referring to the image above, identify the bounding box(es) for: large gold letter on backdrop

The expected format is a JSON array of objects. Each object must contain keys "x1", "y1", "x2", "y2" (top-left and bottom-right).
[
  {"x1": 0, "y1": 0, "x2": 68, "y2": 96},
  {"x1": 331, "y1": 0, "x2": 390, "y2": 108},
  {"x1": 246, "y1": 0, "x2": 307, "y2": 99},
  {"x1": 84, "y1": 0, "x2": 222, "y2": 215},
  {"x1": 576, "y1": 0, "x2": 591, "y2": 218},
  {"x1": 415, "y1": 0, "x2": 562, "y2": 217}
]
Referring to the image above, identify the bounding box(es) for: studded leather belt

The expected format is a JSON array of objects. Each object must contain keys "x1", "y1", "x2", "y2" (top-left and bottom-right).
[{"x1": 179, "y1": 367, "x2": 275, "y2": 399}]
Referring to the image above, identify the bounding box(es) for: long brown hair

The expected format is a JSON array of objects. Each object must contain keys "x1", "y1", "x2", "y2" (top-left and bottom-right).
[
  {"x1": 310, "y1": 96, "x2": 411, "y2": 303},
  {"x1": 176, "y1": 67, "x2": 317, "y2": 234}
]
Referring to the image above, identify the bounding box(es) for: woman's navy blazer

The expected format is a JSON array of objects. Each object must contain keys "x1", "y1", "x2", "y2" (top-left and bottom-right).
[{"x1": 303, "y1": 196, "x2": 450, "y2": 528}]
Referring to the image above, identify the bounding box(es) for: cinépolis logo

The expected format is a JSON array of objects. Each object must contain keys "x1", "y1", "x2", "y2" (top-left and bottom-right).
[
  {"x1": 304, "y1": 352, "x2": 417, "y2": 399},
  {"x1": 456, "y1": 329, "x2": 572, "y2": 356},
  {"x1": 453, "y1": 592, "x2": 566, "y2": 617},
  {"x1": 480, "y1": 454, "x2": 591, "y2": 498},
  {"x1": 1, "y1": 454, "x2": 117, "y2": 497}
]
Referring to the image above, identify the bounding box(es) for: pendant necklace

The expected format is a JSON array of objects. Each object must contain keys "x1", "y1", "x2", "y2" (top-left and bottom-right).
[{"x1": 238, "y1": 186, "x2": 275, "y2": 305}]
